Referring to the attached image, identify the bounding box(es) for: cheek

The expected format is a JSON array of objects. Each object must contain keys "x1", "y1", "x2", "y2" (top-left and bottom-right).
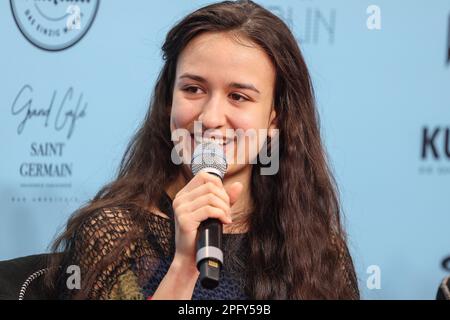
[
  {"x1": 170, "y1": 97, "x2": 198, "y2": 129},
  {"x1": 230, "y1": 109, "x2": 267, "y2": 132},
  {"x1": 229, "y1": 112, "x2": 253, "y2": 131},
  {"x1": 236, "y1": 109, "x2": 273, "y2": 156}
]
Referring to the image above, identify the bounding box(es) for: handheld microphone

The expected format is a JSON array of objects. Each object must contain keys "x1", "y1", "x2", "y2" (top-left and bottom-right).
[{"x1": 191, "y1": 141, "x2": 228, "y2": 289}]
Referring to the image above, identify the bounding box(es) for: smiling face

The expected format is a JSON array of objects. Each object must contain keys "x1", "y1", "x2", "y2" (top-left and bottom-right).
[{"x1": 170, "y1": 31, "x2": 277, "y2": 178}]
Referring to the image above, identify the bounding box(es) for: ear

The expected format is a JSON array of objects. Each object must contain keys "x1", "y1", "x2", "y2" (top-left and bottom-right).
[{"x1": 268, "y1": 108, "x2": 278, "y2": 138}]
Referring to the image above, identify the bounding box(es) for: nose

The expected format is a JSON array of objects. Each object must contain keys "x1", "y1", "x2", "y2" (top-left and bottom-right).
[{"x1": 197, "y1": 93, "x2": 226, "y2": 129}]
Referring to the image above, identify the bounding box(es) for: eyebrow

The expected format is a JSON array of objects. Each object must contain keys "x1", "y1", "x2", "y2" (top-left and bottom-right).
[{"x1": 178, "y1": 73, "x2": 260, "y2": 95}]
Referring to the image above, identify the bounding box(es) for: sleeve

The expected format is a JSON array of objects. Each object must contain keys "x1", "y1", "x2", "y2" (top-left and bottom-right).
[{"x1": 68, "y1": 207, "x2": 144, "y2": 300}]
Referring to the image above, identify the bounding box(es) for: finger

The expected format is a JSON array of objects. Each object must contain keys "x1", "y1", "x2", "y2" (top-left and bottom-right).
[
  {"x1": 185, "y1": 182, "x2": 230, "y2": 207},
  {"x1": 173, "y1": 181, "x2": 229, "y2": 212},
  {"x1": 181, "y1": 171, "x2": 223, "y2": 194},
  {"x1": 187, "y1": 193, "x2": 230, "y2": 216},
  {"x1": 224, "y1": 182, "x2": 244, "y2": 207},
  {"x1": 190, "y1": 205, "x2": 232, "y2": 225}
]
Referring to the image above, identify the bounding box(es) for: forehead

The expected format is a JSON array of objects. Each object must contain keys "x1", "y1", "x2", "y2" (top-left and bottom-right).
[{"x1": 176, "y1": 32, "x2": 275, "y2": 87}]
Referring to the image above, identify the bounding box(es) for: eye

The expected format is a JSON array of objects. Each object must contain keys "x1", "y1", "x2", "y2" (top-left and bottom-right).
[
  {"x1": 229, "y1": 93, "x2": 249, "y2": 102},
  {"x1": 182, "y1": 86, "x2": 204, "y2": 94}
]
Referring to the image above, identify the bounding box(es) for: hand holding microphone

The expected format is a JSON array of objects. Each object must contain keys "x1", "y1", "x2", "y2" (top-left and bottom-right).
[{"x1": 171, "y1": 141, "x2": 243, "y2": 289}]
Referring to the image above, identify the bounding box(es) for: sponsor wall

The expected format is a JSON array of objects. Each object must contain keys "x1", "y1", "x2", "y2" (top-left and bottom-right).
[{"x1": 1, "y1": 0, "x2": 449, "y2": 299}]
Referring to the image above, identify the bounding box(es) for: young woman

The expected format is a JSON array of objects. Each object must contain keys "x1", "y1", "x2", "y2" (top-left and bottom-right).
[{"x1": 47, "y1": 0, "x2": 359, "y2": 299}]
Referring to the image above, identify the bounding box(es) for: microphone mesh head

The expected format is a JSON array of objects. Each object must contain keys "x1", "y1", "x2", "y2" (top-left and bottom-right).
[{"x1": 191, "y1": 141, "x2": 227, "y2": 179}]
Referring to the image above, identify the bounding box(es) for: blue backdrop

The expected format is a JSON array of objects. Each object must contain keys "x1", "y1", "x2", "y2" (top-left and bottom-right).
[{"x1": 1, "y1": 0, "x2": 449, "y2": 299}]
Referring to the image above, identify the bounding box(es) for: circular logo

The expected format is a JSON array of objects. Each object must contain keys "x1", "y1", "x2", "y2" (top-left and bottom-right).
[
  {"x1": 10, "y1": 0, "x2": 99, "y2": 51},
  {"x1": 443, "y1": 256, "x2": 450, "y2": 271}
]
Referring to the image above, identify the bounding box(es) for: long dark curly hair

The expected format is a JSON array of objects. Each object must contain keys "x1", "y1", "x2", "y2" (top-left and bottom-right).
[{"x1": 46, "y1": 0, "x2": 359, "y2": 299}]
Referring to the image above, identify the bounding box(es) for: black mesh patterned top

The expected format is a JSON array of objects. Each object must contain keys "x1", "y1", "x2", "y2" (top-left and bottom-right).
[
  {"x1": 63, "y1": 192, "x2": 249, "y2": 300},
  {"x1": 61, "y1": 191, "x2": 359, "y2": 300}
]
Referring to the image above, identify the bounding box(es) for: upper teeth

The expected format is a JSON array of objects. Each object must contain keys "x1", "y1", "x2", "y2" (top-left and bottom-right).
[
  {"x1": 194, "y1": 136, "x2": 228, "y2": 145},
  {"x1": 202, "y1": 137, "x2": 225, "y2": 144}
]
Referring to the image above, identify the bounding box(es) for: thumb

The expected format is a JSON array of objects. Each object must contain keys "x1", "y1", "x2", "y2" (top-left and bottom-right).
[{"x1": 225, "y1": 182, "x2": 243, "y2": 207}]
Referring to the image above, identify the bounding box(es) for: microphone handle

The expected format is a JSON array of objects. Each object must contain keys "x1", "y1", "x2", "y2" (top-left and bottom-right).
[{"x1": 196, "y1": 217, "x2": 223, "y2": 289}]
